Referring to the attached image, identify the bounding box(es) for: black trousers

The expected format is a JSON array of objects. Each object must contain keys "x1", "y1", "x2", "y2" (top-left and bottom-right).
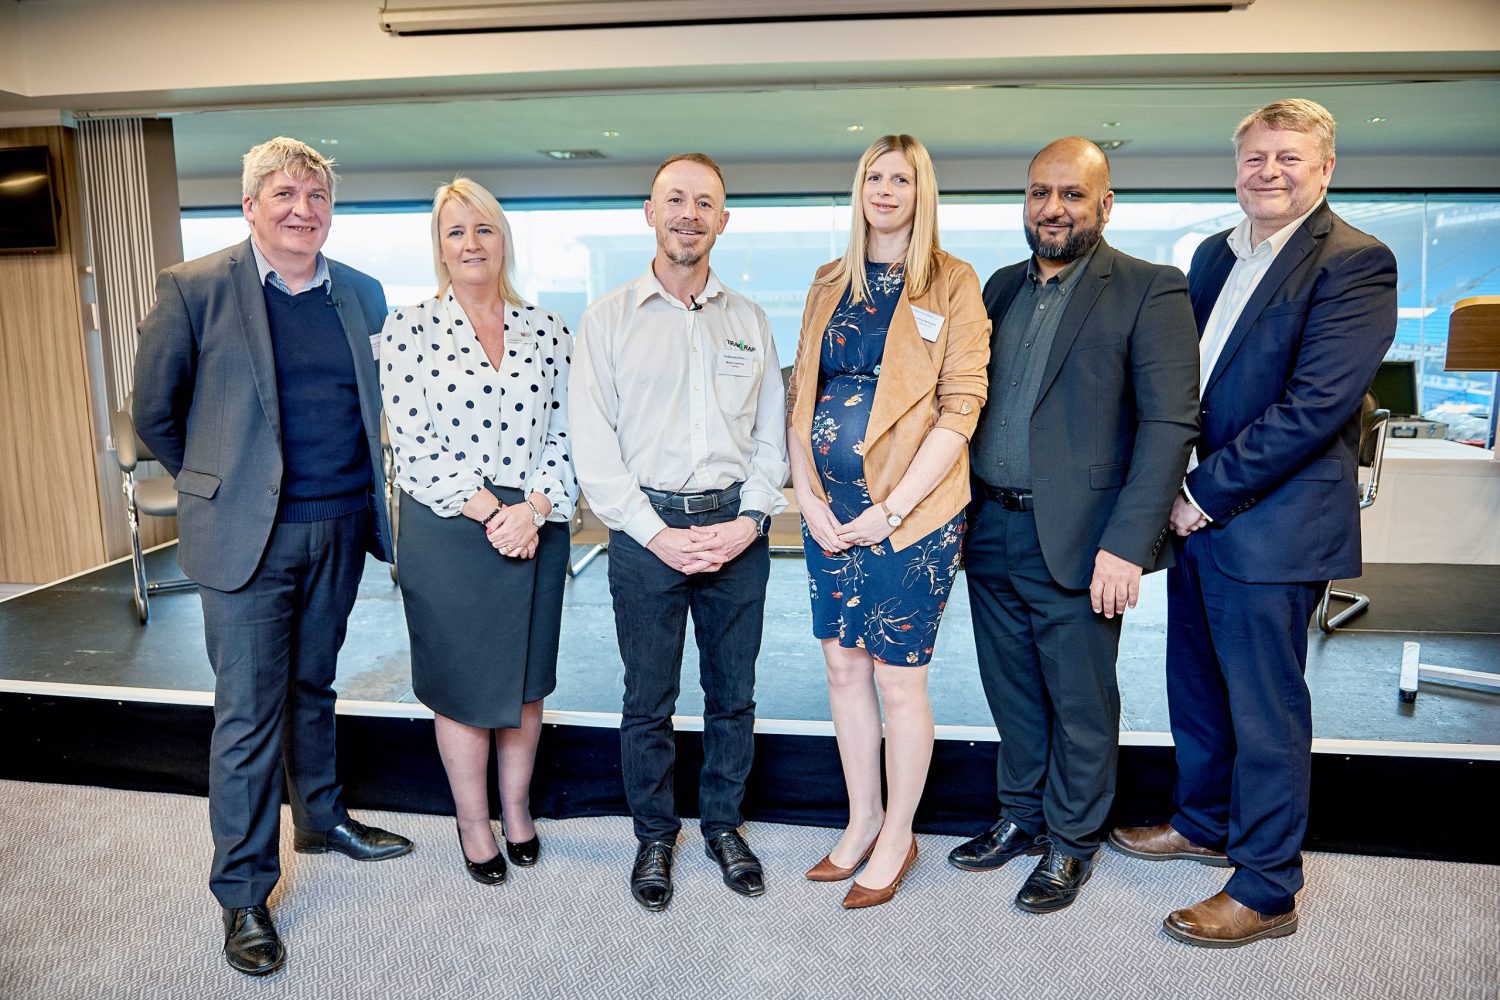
[
  {"x1": 964, "y1": 494, "x2": 1123, "y2": 858},
  {"x1": 199, "y1": 509, "x2": 367, "y2": 909},
  {"x1": 606, "y1": 502, "x2": 769, "y2": 844}
]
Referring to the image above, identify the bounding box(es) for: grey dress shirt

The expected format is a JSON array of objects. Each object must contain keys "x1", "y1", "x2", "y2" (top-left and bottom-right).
[{"x1": 973, "y1": 245, "x2": 1096, "y2": 490}]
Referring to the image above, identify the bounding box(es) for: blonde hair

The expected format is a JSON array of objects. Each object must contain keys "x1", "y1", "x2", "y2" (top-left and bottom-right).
[
  {"x1": 820, "y1": 134, "x2": 941, "y2": 304},
  {"x1": 430, "y1": 177, "x2": 528, "y2": 306},
  {"x1": 241, "y1": 137, "x2": 337, "y2": 202},
  {"x1": 1234, "y1": 99, "x2": 1337, "y2": 164}
]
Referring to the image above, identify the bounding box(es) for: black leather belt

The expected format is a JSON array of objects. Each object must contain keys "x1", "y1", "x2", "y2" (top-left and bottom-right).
[
  {"x1": 979, "y1": 483, "x2": 1034, "y2": 512},
  {"x1": 642, "y1": 483, "x2": 742, "y2": 514}
]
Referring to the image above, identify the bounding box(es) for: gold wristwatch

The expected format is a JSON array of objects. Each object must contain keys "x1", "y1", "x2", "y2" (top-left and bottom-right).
[{"x1": 880, "y1": 502, "x2": 903, "y2": 528}]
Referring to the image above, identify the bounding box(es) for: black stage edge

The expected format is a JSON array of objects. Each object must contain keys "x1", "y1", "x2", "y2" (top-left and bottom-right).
[{"x1": 2, "y1": 691, "x2": 1495, "y2": 864}]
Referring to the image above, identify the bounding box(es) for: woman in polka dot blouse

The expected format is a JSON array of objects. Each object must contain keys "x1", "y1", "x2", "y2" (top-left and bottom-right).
[{"x1": 379, "y1": 177, "x2": 578, "y2": 885}]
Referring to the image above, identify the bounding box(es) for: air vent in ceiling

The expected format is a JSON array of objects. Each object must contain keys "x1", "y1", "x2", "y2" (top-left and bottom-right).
[{"x1": 542, "y1": 149, "x2": 608, "y2": 161}]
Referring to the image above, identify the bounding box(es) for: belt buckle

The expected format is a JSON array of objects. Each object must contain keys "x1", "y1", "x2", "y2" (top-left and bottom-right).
[{"x1": 682, "y1": 493, "x2": 718, "y2": 514}]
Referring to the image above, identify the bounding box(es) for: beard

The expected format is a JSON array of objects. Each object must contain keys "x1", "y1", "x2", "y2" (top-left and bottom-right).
[
  {"x1": 1025, "y1": 216, "x2": 1103, "y2": 263},
  {"x1": 658, "y1": 225, "x2": 711, "y2": 267}
]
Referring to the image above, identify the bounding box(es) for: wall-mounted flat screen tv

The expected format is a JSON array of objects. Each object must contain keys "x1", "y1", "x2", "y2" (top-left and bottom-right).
[{"x1": 0, "y1": 146, "x2": 61, "y2": 252}]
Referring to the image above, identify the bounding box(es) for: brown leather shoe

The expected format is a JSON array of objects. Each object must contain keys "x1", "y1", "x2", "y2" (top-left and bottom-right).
[
  {"x1": 806, "y1": 839, "x2": 876, "y2": 882},
  {"x1": 1163, "y1": 891, "x2": 1298, "y2": 948},
  {"x1": 842, "y1": 839, "x2": 918, "y2": 909},
  {"x1": 1108, "y1": 823, "x2": 1230, "y2": 867}
]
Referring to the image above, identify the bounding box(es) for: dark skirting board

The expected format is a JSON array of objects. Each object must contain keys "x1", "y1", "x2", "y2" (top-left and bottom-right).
[{"x1": 2, "y1": 691, "x2": 1494, "y2": 865}]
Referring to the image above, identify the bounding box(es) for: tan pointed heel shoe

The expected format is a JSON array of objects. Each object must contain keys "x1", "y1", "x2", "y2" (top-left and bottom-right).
[
  {"x1": 842, "y1": 838, "x2": 918, "y2": 909},
  {"x1": 805, "y1": 839, "x2": 877, "y2": 882}
]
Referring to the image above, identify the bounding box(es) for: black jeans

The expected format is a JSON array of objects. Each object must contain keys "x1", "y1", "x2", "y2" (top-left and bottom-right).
[{"x1": 607, "y1": 501, "x2": 769, "y2": 844}]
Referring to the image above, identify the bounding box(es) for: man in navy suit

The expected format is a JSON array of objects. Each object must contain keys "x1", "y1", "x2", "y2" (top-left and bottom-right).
[
  {"x1": 1109, "y1": 100, "x2": 1397, "y2": 947},
  {"x1": 134, "y1": 137, "x2": 411, "y2": 976}
]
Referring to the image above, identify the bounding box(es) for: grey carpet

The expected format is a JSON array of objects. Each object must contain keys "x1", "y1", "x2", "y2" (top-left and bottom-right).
[{"x1": 2, "y1": 781, "x2": 1496, "y2": 1000}]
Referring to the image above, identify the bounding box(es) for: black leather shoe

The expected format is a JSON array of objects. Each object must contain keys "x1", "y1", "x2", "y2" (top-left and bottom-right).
[
  {"x1": 947, "y1": 818, "x2": 1050, "y2": 872},
  {"x1": 1015, "y1": 848, "x2": 1094, "y2": 913},
  {"x1": 222, "y1": 904, "x2": 285, "y2": 976},
  {"x1": 293, "y1": 817, "x2": 413, "y2": 862},
  {"x1": 705, "y1": 830, "x2": 766, "y2": 898},
  {"x1": 630, "y1": 840, "x2": 675, "y2": 911},
  {"x1": 505, "y1": 834, "x2": 541, "y2": 867},
  {"x1": 457, "y1": 822, "x2": 507, "y2": 885}
]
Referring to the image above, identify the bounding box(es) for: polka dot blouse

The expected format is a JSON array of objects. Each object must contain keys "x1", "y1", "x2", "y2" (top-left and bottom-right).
[{"x1": 379, "y1": 293, "x2": 579, "y2": 520}]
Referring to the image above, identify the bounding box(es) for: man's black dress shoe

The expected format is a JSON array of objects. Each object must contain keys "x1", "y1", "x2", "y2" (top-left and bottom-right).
[
  {"x1": 630, "y1": 840, "x2": 675, "y2": 911},
  {"x1": 1015, "y1": 848, "x2": 1094, "y2": 913},
  {"x1": 705, "y1": 830, "x2": 766, "y2": 897},
  {"x1": 947, "y1": 817, "x2": 1049, "y2": 872},
  {"x1": 222, "y1": 904, "x2": 285, "y2": 976},
  {"x1": 506, "y1": 834, "x2": 541, "y2": 867},
  {"x1": 293, "y1": 817, "x2": 413, "y2": 862}
]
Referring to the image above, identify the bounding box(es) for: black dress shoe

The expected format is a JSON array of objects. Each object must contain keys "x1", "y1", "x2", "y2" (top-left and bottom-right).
[
  {"x1": 293, "y1": 817, "x2": 413, "y2": 862},
  {"x1": 457, "y1": 822, "x2": 507, "y2": 885},
  {"x1": 705, "y1": 830, "x2": 766, "y2": 898},
  {"x1": 947, "y1": 817, "x2": 1050, "y2": 872},
  {"x1": 1015, "y1": 848, "x2": 1094, "y2": 913},
  {"x1": 222, "y1": 904, "x2": 285, "y2": 976},
  {"x1": 505, "y1": 834, "x2": 541, "y2": 867},
  {"x1": 630, "y1": 840, "x2": 675, "y2": 912}
]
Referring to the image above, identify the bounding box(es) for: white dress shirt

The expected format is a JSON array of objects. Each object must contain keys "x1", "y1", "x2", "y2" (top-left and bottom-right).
[
  {"x1": 1184, "y1": 202, "x2": 1320, "y2": 513},
  {"x1": 380, "y1": 293, "x2": 578, "y2": 520},
  {"x1": 570, "y1": 265, "x2": 789, "y2": 547}
]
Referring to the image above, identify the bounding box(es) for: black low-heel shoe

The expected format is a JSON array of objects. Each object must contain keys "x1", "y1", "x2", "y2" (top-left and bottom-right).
[
  {"x1": 506, "y1": 834, "x2": 541, "y2": 867},
  {"x1": 456, "y1": 822, "x2": 507, "y2": 885}
]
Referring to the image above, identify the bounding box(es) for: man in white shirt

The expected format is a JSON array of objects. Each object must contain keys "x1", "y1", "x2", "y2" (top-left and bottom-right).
[
  {"x1": 1109, "y1": 100, "x2": 1397, "y2": 947},
  {"x1": 571, "y1": 153, "x2": 789, "y2": 912}
]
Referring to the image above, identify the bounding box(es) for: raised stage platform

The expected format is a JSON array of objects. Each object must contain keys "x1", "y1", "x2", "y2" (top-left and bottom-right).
[{"x1": 2, "y1": 544, "x2": 1496, "y2": 864}]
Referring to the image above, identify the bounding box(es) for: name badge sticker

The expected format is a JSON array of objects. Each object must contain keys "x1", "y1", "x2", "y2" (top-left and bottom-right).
[
  {"x1": 369, "y1": 333, "x2": 381, "y2": 360},
  {"x1": 911, "y1": 305, "x2": 946, "y2": 343},
  {"x1": 716, "y1": 350, "x2": 755, "y2": 377}
]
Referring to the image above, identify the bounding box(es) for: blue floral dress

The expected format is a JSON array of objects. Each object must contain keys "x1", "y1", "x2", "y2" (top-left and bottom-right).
[{"x1": 804, "y1": 262, "x2": 965, "y2": 666}]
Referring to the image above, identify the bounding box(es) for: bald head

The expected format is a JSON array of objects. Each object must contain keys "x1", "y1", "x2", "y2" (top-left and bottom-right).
[{"x1": 1028, "y1": 137, "x2": 1111, "y2": 188}]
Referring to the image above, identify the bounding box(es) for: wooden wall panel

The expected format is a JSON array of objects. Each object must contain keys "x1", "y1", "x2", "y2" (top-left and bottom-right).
[{"x1": 0, "y1": 126, "x2": 108, "y2": 582}]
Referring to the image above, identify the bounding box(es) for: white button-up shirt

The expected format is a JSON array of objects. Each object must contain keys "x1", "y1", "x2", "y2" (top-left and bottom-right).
[
  {"x1": 380, "y1": 293, "x2": 578, "y2": 520},
  {"x1": 570, "y1": 265, "x2": 789, "y2": 547},
  {"x1": 1184, "y1": 202, "x2": 1319, "y2": 509}
]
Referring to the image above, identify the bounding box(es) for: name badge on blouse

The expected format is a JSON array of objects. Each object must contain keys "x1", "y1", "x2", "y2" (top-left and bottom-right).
[
  {"x1": 369, "y1": 333, "x2": 381, "y2": 360},
  {"x1": 911, "y1": 305, "x2": 945, "y2": 343},
  {"x1": 716, "y1": 350, "x2": 755, "y2": 377}
]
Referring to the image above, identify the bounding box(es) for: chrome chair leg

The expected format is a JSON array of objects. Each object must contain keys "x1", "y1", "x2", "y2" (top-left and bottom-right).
[
  {"x1": 125, "y1": 478, "x2": 149, "y2": 625},
  {"x1": 1317, "y1": 581, "x2": 1371, "y2": 633}
]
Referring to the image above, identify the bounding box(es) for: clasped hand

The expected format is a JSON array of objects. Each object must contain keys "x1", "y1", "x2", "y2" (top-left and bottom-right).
[
  {"x1": 798, "y1": 491, "x2": 896, "y2": 554},
  {"x1": 647, "y1": 518, "x2": 757, "y2": 574},
  {"x1": 1169, "y1": 491, "x2": 1209, "y2": 537},
  {"x1": 486, "y1": 504, "x2": 539, "y2": 560}
]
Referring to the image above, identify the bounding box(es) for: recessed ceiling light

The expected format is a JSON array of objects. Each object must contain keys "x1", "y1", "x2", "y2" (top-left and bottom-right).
[
  {"x1": 542, "y1": 149, "x2": 607, "y2": 161},
  {"x1": 1367, "y1": 116, "x2": 1388, "y2": 124},
  {"x1": 1091, "y1": 139, "x2": 1130, "y2": 151},
  {"x1": 319, "y1": 138, "x2": 339, "y2": 145},
  {"x1": 601, "y1": 130, "x2": 620, "y2": 138},
  {"x1": 846, "y1": 124, "x2": 865, "y2": 133},
  {"x1": 1100, "y1": 121, "x2": 1122, "y2": 128}
]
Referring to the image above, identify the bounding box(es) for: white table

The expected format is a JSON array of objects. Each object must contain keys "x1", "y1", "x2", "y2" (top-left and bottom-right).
[{"x1": 1361, "y1": 438, "x2": 1500, "y2": 564}]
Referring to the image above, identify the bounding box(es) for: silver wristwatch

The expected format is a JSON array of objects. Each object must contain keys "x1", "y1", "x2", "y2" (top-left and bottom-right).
[{"x1": 525, "y1": 498, "x2": 546, "y2": 527}]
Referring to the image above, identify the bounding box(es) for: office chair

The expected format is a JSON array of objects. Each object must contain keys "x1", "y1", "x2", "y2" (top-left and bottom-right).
[
  {"x1": 1317, "y1": 393, "x2": 1391, "y2": 632},
  {"x1": 381, "y1": 417, "x2": 400, "y2": 583},
  {"x1": 110, "y1": 402, "x2": 196, "y2": 624}
]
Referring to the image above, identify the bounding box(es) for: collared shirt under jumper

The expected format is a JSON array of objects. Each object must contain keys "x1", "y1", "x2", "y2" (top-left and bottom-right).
[
  {"x1": 380, "y1": 293, "x2": 578, "y2": 521},
  {"x1": 570, "y1": 266, "x2": 789, "y2": 547},
  {"x1": 972, "y1": 245, "x2": 1095, "y2": 491}
]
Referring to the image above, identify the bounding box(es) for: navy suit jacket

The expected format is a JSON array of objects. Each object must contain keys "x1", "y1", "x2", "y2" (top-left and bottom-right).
[
  {"x1": 133, "y1": 239, "x2": 393, "y2": 592},
  {"x1": 981, "y1": 240, "x2": 1200, "y2": 590},
  {"x1": 1185, "y1": 201, "x2": 1397, "y2": 584}
]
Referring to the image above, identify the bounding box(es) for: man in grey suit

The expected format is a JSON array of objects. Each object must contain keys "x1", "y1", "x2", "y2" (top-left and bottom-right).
[
  {"x1": 134, "y1": 137, "x2": 411, "y2": 977},
  {"x1": 948, "y1": 138, "x2": 1199, "y2": 912}
]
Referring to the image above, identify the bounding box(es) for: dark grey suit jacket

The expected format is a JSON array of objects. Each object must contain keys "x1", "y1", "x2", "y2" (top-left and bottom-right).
[
  {"x1": 980, "y1": 240, "x2": 1200, "y2": 590},
  {"x1": 133, "y1": 239, "x2": 392, "y2": 592}
]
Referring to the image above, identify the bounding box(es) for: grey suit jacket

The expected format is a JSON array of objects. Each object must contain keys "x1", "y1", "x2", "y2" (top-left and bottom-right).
[
  {"x1": 133, "y1": 239, "x2": 393, "y2": 592},
  {"x1": 979, "y1": 240, "x2": 1200, "y2": 590}
]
